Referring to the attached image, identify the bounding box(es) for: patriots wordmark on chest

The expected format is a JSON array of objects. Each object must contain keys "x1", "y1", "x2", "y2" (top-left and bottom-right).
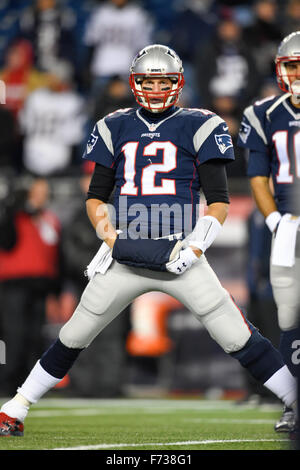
[{"x1": 141, "y1": 132, "x2": 160, "y2": 138}]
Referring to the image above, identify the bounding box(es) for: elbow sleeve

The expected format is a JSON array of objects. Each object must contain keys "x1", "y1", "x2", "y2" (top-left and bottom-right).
[
  {"x1": 86, "y1": 163, "x2": 115, "y2": 203},
  {"x1": 197, "y1": 160, "x2": 230, "y2": 205}
]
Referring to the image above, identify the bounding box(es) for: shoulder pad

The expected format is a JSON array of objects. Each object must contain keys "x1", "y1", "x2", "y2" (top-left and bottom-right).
[
  {"x1": 252, "y1": 94, "x2": 290, "y2": 121},
  {"x1": 105, "y1": 107, "x2": 134, "y2": 121},
  {"x1": 181, "y1": 107, "x2": 216, "y2": 119}
]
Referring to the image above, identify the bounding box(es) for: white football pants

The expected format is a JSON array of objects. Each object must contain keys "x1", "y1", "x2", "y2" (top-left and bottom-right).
[
  {"x1": 270, "y1": 248, "x2": 300, "y2": 331},
  {"x1": 59, "y1": 255, "x2": 251, "y2": 353}
]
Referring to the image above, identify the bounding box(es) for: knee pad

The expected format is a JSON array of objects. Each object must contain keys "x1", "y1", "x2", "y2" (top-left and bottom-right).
[
  {"x1": 59, "y1": 301, "x2": 107, "y2": 349},
  {"x1": 277, "y1": 305, "x2": 299, "y2": 331},
  {"x1": 201, "y1": 295, "x2": 251, "y2": 353},
  {"x1": 230, "y1": 328, "x2": 284, "y2": 383},
  {"x1": 271, "y1": 265, "x2": 300, "y2": 330}
]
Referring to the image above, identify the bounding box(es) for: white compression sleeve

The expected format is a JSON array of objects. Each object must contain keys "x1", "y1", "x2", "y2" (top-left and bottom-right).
[{"x1": 186, "y1": 215, "x2": 222, "y2": 253}]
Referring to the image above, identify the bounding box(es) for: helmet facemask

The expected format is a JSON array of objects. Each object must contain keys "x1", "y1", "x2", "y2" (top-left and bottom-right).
[
  {"x1": 276, "y1": 57, "x2": 300, "y2": 96},
  {"x1": 129, "y1": 73, "x2": 185, "y2": 112}
]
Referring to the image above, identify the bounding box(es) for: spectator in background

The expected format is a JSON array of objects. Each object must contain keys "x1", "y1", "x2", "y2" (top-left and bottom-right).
[
  {"x1": 19, "y1": 61, "x2": 86, "y2": 176},
  {"x1": 282, "y1": 0, "x2": 300, "y2": 37},
  {"x1": 195, "y1": 13, "x2": 259, "y2": 111},
  {"x1": 0, "y1": 39, "x2": 50, "y2": 172},
  {"x1": 83, "y1": 0, "x2": 153, "y2": 96},
  {"x1": 0, "y1": 39, "x2": 50, "y2": 121},
  {"x1": 0, "y1": 106, "x2": 17, "y2": 173},
  {"x1": 60, "y1": 161, "x2": 128, "y2": 397},
  {"x1": 168, "y1": 0, "x2": 218, "y2": 106},
  {"x1": 17, "y1": 0, "x2": 77, "y2": 74},
  {"x1": 0, "y1": 177, "x2": 61, "y2": 396},
  {"x1": 92, "y1": 75, "x2": 136, "y2": 123},
  {"x1": 243, "y1": 0, "x2": 282, "y2": 80},
  {"x1": 61, "y1": 161, "x2": 99, "y2": 293},
  {"x1": 208, "y1": 94, "x2": 247, "y2": 178}
]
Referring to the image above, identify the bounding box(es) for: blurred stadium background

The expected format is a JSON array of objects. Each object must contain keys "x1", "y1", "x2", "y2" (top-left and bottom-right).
[{"x1": 0, "y1": 0, "x2": 298, "y2": 403}]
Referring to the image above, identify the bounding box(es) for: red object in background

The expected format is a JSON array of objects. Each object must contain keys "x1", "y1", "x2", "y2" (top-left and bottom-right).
[
  {"x1": 126, "y1": 293, "x2": 182, "y2": 357},
  {"x1": 0, "y1": 210, "x2": 61, "y2": 281},
  {"x1": 0, "y1": 40, "x2": 34, "y2": 118}
]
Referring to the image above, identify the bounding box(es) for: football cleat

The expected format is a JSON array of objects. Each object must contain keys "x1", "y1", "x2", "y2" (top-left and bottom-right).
[
  {"x1": 0, "y1": 412, "x2": 24, "y2": 437},
  {"x1": 274, "y1": 406, "x2": 296, "y2": 433}
]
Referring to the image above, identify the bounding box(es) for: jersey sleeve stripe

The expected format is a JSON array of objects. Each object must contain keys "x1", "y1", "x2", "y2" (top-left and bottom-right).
[
  {"x1": 96, "y1": 118, "x2": 114, "y2": 155},
  {"x1": 265, "y1": 93, "x2": 290, "y2": 119},
  {"x1": 193, "y1": 115, "x2": 224, "y2": 153},
  {"x1": 244, "y1": 105, "x2": 267, "y2": 145}
]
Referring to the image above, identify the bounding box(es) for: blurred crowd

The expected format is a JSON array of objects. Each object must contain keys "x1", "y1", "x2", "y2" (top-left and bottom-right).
[
  {"x1": 0, "y1": 0, "x2": 299, "y2": 178},
  {"x1": 0, "y1": 0, "x2": 298, "y2": 398}
]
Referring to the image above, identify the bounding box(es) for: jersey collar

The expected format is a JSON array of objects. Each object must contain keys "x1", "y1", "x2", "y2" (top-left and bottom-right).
[
  {"x1": 136, "y1": 106, "x2": 182, "y2": 131},
  {"x1": 282, "y1": 95, "x2": 300, "y2": 119}
]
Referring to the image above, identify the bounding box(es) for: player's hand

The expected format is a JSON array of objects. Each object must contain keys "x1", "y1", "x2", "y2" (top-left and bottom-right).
[
  {"x1": 106, "y1": 233, "x2": 118, "y2": 250},
  {"x1": 165, "y1": 247, "x2": 199, "y2": 275}
]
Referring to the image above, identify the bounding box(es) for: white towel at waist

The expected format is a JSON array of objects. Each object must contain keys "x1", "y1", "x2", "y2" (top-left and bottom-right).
[
  {"x1": 85, "y1": 242, "x2": 113, "y2": 280},
  {"x1": 272, "y1": 213, "x2": 300, "y2": 267},
  {"x1": 85, "y1": 230, "x2": 183, "y2": 280}
]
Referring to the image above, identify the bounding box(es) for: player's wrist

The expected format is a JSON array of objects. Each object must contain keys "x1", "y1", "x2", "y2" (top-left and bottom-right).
[
  {"x1": 188, "y1": 215, "x2": 222, "y2": 253},
  {"x1": 265, "y1": 211, "x2": 282, "y2": 233}
]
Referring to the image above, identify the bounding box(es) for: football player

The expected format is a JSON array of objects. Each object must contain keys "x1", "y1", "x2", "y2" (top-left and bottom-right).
[
  {"x1": 0, "y1": 44, "x2": 297, "y2": 437},
  {"x1": 238, "y1": 31, "x2": 300, "y2": 433}
]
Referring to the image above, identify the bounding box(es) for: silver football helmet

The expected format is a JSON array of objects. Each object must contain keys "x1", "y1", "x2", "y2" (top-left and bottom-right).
[
  {"x1": 129, "y1": 44, "x2": 185, "y2": 112},
  {"x1": 275, "y1": 31, "x2": 300, "y2": 95}
]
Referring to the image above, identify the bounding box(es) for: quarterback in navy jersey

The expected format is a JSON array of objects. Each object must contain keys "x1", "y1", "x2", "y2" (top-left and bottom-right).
[
  {"x1": 0, "y1": 45, "x2": 297, "y2": 437},
  {"x1": 238, "y1": 31, "x2": 300, "y2": 433},
  {"x1": 83, "y1": 104, "x2": 234, "y2": 238}
]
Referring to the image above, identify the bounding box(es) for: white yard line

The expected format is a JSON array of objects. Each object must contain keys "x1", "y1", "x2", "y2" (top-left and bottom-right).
[
  {"x1": 27, "y1": 398, "x2": 281, "y2": 412},
  {"x1": 52, "y1": 438, "x2": 288, "y2": 450},
  {"x1": 28, "y1": 409, "x2": 278, "y2": 425},
  {"x1": 184, "y1": 418, "x2": 275, "y2": 424},
  {"x1": 32, "y1": 398, "x2": 238, "y2": 409}
]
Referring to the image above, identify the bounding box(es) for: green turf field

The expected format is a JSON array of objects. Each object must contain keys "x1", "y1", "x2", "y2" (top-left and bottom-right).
[{"x1": 0, "y1": 398, "x2": 292, "y2": 451}]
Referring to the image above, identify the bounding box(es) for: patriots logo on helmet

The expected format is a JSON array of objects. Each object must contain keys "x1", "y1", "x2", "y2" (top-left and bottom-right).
[
  {"x1": 86, "y1": 133, "x2": 98, "y2": 154},
  {"x1": 215, "y1": 133, "x2": 233, "y2": 154},
  {"x1": 238, "y1": 121, "x2": 251, "y2": 144}
]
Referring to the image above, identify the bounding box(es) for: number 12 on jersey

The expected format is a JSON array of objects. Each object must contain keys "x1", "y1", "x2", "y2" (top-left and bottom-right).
[{"x1": 120, "y1": 141, "x2": 177, "y2": 196}]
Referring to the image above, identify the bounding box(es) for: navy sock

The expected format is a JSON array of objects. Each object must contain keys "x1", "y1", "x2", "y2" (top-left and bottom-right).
[
  {"x1": 279, "y1": 328, "x2": 300, "y2": 377},
  {"x1": 231, "y1": 328, "x2": 285, "y2": 383},
  {"x1": 40, "y1": 338, "x2": 83, "y2": 379}
]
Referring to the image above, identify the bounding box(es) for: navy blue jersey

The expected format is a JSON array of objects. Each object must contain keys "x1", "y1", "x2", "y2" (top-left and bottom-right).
[
  {"x1": 238, "y1": 93, "x2": 300, "y2": 214},
  {"x1": 83, "y1": 106, "x2": 234, "y2": 237}
]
